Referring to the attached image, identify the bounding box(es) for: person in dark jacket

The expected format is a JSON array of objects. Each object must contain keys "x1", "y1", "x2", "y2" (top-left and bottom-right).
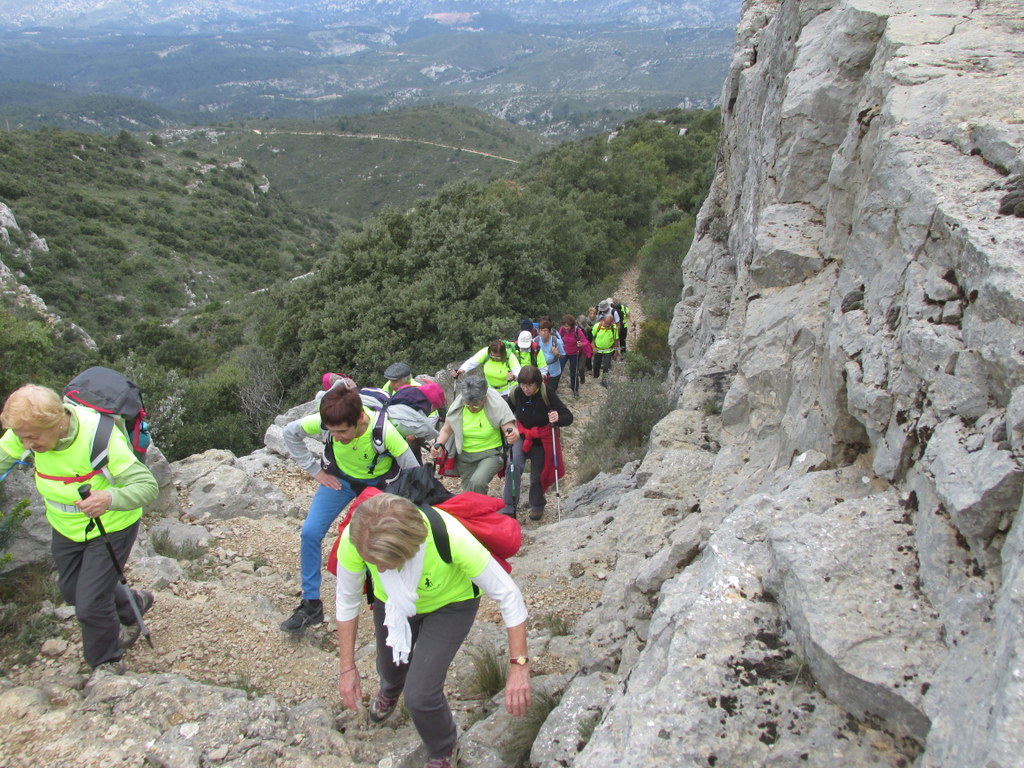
[{"x1": 501, "y1": 366, "x2": 573, "y2": 521}]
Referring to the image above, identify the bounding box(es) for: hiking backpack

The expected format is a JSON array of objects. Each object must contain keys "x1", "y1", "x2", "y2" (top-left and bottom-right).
[
  {"x1": 63, "y1": 367, "x2": 151, "y2": 474},
  {"x1": 326, "y1": 487, "x2": 522, "y2": 577},
  {"x1": 510, "y1": 339, "x2": 539, "y2": 368}
]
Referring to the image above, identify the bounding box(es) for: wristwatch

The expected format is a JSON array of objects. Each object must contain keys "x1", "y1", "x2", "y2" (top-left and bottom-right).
[{"x1": 510, "y1": 656, "x2": 529, "y2": 666}]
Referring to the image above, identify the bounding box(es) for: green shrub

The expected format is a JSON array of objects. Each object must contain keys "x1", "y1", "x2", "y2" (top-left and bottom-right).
[
  {"x1": 150, "y1": 529, "x2": 207, "y2": 561},
  {"x1": 0, "y1": 561, "x2": 63, "y2": 669},
  {"x1": 633, "y1": 320, "x2": 671, "y2": 369},
  {"x1": 576, "y1": 373, "x2": 673, "y2": 483},
  {"x1": 500, "y1": 690, "x2": 562, "y2": 767},
  {"x1": 467, "y1": 646, "x2": 507, "y2": 699},
  {"x1": 0, "y1": 499, "x2": 31, "y2": 567},
  {"x1": 541, "y1": 612, "x2": 572, "y2": 637}
]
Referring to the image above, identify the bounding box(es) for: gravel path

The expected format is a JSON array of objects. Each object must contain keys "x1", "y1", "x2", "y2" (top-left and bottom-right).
[{"x1": 2, "y1": 265, "x2": 647, "y2": 766}]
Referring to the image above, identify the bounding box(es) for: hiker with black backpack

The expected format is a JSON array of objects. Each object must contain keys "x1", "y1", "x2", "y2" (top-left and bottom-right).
[
  {"x1": 281, "y1": 386, "x2": 419, "y2": 632},
  {"x1": 578, "y1": 306, "x2": 597, "y2": 381},
  {"x1": 430, "y1": 374, "x2": 519, "y2": 495},
  {"x1": 452, "y1": 339, "x2": 522, "y2": 396},
  {"x1": 335, "y1": 492, "x2": 531, "y2": 768},
  {"x1": 0, "y1": 384, "x2": 158, "y2": 675},
  {"x1": 501, "y1": 365, "x2": 573, "y2": 521},
  {"x1": 611, "y1": 297, "x2": 630, "y2": 355},
  {"x1": 559, "y1": 314, "x2": 591, "y2": 398}
]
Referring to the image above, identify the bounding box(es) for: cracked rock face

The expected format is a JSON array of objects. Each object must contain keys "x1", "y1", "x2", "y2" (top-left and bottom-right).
[{"x1": 577, "y1": 0, "x2": 1023, "y2": 766}]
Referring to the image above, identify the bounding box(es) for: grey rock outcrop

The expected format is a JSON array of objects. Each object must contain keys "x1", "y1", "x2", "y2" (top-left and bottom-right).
[
  {"x1": 0, "y1": 672, "x2": 356, "y2": 767},
  {"x1": 558, "y1": 0, "x2": 1023, "y2": 766},
  {"x1": 171, "y1": 449, "x2": 304, "y2": 521}
]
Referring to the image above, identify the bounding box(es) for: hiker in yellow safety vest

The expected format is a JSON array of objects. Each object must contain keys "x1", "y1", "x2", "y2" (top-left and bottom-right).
[
  {"x1": 0, "y1": 384, "x2": 158, "y2": 675},
  {"x1": 452, "y1": 339, "x2": 522, "y2": 395}
]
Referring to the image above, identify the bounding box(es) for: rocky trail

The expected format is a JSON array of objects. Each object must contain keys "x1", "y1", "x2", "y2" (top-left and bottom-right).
[{"x1": 0, "y1": 269, "x2": 645, "y2": 767}]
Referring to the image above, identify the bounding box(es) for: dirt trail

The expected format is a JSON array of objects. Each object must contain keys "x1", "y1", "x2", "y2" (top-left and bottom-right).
[{"x1": 3, "y1": 265, "x2": 646, "y2": 763}]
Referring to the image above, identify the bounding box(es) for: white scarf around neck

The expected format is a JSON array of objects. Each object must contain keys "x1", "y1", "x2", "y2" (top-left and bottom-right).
[{"x1": 378, "y1": 543, "x2": 426, "y2": 665}]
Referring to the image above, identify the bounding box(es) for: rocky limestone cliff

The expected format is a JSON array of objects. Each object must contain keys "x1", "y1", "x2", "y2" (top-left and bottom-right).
[
  {"x1": 2, "y1": 2, "x2": 1023, "y2": 767},
  {"x1": 571, "y1": 0, "x2": 1021, "y2": 765}
]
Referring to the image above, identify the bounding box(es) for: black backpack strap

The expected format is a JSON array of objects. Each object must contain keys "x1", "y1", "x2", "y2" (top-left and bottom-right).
[
  {"x1": 420, "y1": 504, "x2": 451, "y2": 564},
  {"x1": 367, "y1": 407, "x2": 391, "y2": 473},
  {"x1": 420, "y1": 504, "x2": 479, "y2": 595},
  {"x1": 91, "y1": 413, "x2": 115, "y2": 478}
]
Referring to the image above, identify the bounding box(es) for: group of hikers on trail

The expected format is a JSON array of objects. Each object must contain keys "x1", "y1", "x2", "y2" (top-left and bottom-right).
[
  {"x1": 0, "y1": 296, "x2": 628, "y2": 768},
  {"x1": 454, "y1": 297, "x2": 630, "y2": 398}
]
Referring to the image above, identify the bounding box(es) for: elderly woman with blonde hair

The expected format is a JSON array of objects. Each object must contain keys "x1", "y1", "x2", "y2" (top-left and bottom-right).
[
  {"x1": 336, "y1": 492, "x2": 531, "y2": 768},
  {"x1": 0, "y1": 384, "x2": 158, "y2": 674}
]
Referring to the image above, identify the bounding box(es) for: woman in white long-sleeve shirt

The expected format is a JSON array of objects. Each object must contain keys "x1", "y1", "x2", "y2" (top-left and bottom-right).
[{"x1": 335, "y1": 492, "x2": 531, "y2": 768}]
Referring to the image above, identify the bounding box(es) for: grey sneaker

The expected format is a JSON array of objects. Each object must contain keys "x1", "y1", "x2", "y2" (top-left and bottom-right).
[
  {"x1": 369, "y1": 689, "x2": 400, "y2": 723},
  {"x1": 281, "y1": 599, "x2": 324, "y2": 632},
  {"x1": 135, "y1": 590, "x2": 155, "y2": 615}
]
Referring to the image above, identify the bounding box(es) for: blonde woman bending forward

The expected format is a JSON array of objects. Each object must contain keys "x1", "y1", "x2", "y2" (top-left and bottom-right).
[{"x1": 335, "y1": 493, "x2": 531, "y2": 768}]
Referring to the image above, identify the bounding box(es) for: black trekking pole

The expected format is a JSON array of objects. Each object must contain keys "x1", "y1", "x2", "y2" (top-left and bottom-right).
[
  {"x1": 551, "y1": 426, "x2": 562, "y2": 522},
  {"x1": 79, "y1": 484, "x2": 153, "y2": 648},
  {"x1": 504, "y1": 428, "x2": 518, "y2": 519}
]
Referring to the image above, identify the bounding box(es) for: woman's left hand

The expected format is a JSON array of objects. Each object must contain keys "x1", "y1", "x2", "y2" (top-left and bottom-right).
[
  {"x1": 548, "y1": 410, "x2": 559, "y2": 425},
  {"x1": 75, "y1": 489, "x2": 112, "y2": 518},
  {"x1": 505, "y1": 664, "x2": 532, "y2": 717}
]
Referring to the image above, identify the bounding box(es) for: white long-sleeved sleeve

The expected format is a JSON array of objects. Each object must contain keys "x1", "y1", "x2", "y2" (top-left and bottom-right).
[
  {"x1": 335, "y1": 566, "x2": 366, "y2": 621},
  {"x1": 471, "y1": 558, "x2": 528, "y2": 627},
  {"x1": 459, "y1": 348, "x2": 485, "y2": 374}
]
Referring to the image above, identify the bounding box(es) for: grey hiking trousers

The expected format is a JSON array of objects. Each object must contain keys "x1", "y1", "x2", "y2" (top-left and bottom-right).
[
  {"x1": 373, "y1": 597, "x2": 480, "y2": 759},
  {"x1": 51, "y1": 520, "x2": 141, "y2": 667}
]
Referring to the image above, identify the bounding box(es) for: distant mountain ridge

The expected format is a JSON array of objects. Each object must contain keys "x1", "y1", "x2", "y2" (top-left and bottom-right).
[
  {"x1": 0, "y1": 4, "x2": 734, "y2": 139},
  {"x1": 0, "y1": 0, "x2": 739, "y2": 31}
]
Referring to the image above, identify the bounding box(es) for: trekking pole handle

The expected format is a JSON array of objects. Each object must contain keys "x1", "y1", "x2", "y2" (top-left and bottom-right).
[{"x1": 79, "y1": 484, "x2": 104, "y2": 527}]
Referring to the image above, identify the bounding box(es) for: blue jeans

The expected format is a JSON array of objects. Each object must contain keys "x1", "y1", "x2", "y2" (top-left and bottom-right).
[{"x1": 300, "y1": 482, "x2": 357, "y2": 600}]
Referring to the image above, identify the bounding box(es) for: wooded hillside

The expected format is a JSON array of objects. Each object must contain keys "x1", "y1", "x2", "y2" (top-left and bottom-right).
[{"x1": 1, "y1": 107, "x2": 718, "y2": 460}]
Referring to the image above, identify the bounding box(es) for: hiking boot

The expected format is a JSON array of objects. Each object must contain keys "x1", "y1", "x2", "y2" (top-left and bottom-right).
[
  {"x1": 120, "y1": 590, "x2": 155, "y2": 649},
  {"x1": 280, "y1": 599, "x2": 324, "y2": 632},
  {"x1": 369, "y1": 689, "x2": 400, "y2": 723},
  {"x1": 135, "y1": 590, "x2": 155, "y2": 615},
  {"x1": 529, "y1": 507, "x2": 544, "y2": 521},
  {"x1": 600, "y1": 378, "x2": 608, "y2": 388},
  {"x1": 499, "y1": 506, "x2": 517, "y2": 519},
  {"x1": 425, "y1": 744, "x2": 460, "y2": 768},
  {"x1": 94, "y1": 659, "x2": 126, "y2": 676}
]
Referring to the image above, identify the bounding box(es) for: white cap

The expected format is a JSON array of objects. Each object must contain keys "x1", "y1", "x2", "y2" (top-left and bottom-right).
[{"x1": 517, "y1": 330, "x2": 533, "y2": 349}]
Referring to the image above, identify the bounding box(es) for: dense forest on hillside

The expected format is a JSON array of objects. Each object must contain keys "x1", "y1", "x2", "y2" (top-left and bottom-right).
[{"x1": 0, "y1": 107, "x2": 718, "y2": 460}]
